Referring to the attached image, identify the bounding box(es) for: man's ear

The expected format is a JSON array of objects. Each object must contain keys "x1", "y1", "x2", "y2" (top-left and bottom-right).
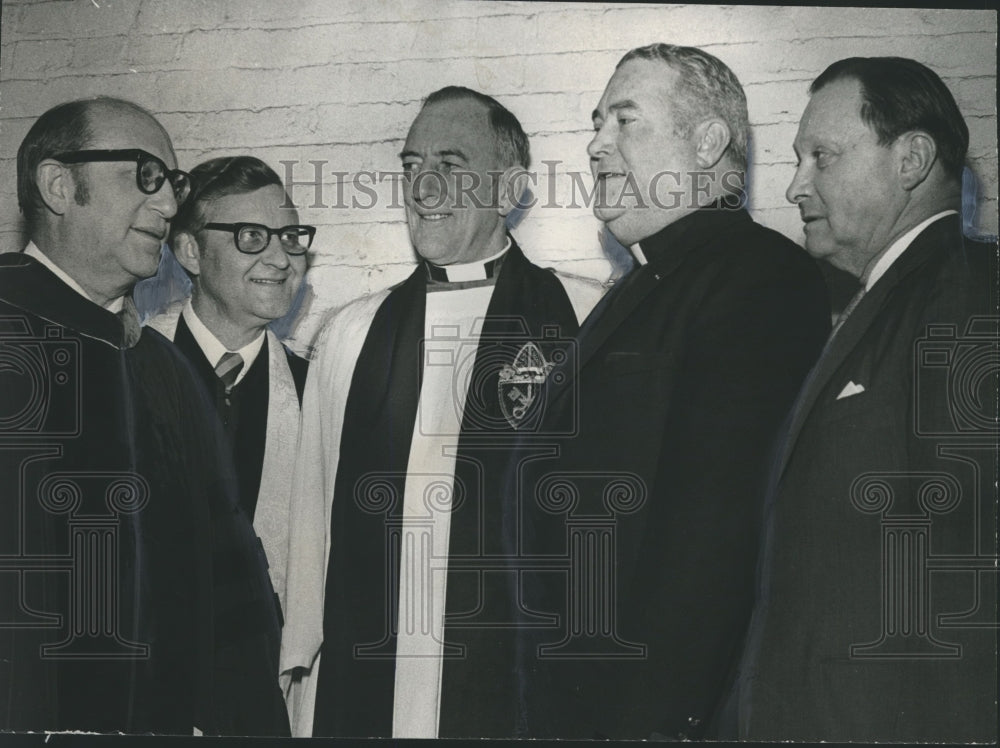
[
  {"x1": 172, "y1": 231, "x2": 202, "y2": 277},
  {"x1": 693, "y1": 119, "x2": 732, "y2": 170},
  {"x1": 497, "y1": 165, "x2": 531, "y2": 218},
  {"x1": 896, "y1": 131, "x2": 937, "y2": 191},
  {"x1": 35, "y1": 160, "x2": 71, "y2": 216}
]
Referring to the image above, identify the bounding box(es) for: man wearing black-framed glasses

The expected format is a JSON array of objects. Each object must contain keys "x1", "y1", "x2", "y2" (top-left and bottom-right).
[
  {"x1": 51, "y1": 148, "x2": 192, "y2": 206},
  {"x1": 146, "y1": 155, "x2": 312, "y2": 627},
  {"x1": 0, "y1": 97, "x2": 289, "y2": 737}
]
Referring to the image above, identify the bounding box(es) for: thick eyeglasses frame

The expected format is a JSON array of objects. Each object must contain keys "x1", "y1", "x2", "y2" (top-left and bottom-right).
[
  {"x1": 51, "y1": 149, "x2": 192, "y2": 205},
  {"x1": 202, "y1": 222, "x2": 316, "y2": 256}
]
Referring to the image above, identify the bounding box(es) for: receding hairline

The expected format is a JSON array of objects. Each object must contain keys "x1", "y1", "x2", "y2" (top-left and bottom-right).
[
  {"x1": 406, "y1": 97, "x2": 507, "y2": 166},
  {"x1": 81, "y1": 98, "x2": 174, "y2": 156},
  {"x1": 416, "y1": 95, "x2": 494, "y2": 129},
  {"x1": 593, "y1": 58, "x2": 685, "y2": 122}
]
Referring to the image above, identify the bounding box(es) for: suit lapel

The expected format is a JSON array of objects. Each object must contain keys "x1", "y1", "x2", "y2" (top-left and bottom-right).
[
  {"x1": 777, "y1": 216, "x2": 957, "y2": 477},
  {"x1": 576, "y1": 266, "x2": 662, "y2": 369},
  {"x1": 173, "y1": 315, "x2": 222, "y2": 393},
  {"x1": 569, "y1": 207, "x2": 752, "y2": 390}
]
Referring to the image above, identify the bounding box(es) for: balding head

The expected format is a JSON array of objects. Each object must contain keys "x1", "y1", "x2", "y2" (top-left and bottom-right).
[
  {"x1": 17, "y1": 97, "x2": 171, "y2": 234},
  {"x1": 19, "y1": 97, "x2": 182, "y2": 305}
]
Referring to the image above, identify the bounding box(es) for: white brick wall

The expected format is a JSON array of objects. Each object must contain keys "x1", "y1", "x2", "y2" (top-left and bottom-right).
[{"x1": 2, "y1": 1, "x2": 996, "y2": 349}]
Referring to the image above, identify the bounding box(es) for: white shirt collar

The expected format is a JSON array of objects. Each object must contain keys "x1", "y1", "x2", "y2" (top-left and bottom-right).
[
  {"x1": 428, "y1": 236, "x2": 511, "y2": 282},
  {"x1": 864, "y1": 210, "x2": 958, "y2": 291},
  {"x1": 631, "y1": 243, "x2": 649, "y2": 266},
  {"x1": 182, "y1": 299, "x2": 265, "y2": 386},
  {"x1": 24, "y1": 241, "x2": 125, "y2": 313}
]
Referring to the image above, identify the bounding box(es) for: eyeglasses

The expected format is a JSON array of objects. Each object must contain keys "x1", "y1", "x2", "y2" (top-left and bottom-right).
[
  {"x1": 202, "y1": 223, "x2": 316, "y2": 256},
  {"x1": 51, "y1": 149, "x2": 192, "y2": 205}
]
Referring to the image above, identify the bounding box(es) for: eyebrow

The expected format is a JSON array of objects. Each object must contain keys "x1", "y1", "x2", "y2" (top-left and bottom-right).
[
  {"x1": 592, "y1": 99, "x2": 640, "y2": 121},
  {"x1": 398, "y1": 148, "x2": 470, "y2": 161},
  {"x1": 438, "y1": 148, "x2": 468, "y2": 161}
]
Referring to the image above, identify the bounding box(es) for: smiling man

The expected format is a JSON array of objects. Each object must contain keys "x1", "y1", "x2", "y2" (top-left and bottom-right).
[
  {"x1": 279, "y1": 86, "x2": 602, "y2": 738},
  {"x1": 509, "y1": 44, "x2": 831, "y2": 739},
  {"x1": 0, "y1": 98, "x2": 288, "y2": 734},
  {"x1": 734, "y1": 57, "x2": 998, "y2": 743},
  {"x1": 146, "y1": 156, "x2": 310, "y2": 616}
]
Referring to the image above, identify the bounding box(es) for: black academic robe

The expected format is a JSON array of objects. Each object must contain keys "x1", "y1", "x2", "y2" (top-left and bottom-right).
[
  {"x1": 512, "y1": 204, "x2": 831, "y2": 739},
  {"x1": 172, "y1": 316, "x2": 307, "y2": 521},
  {"x1": 0, "y1": 253, "x2": 289, "y2": 736},
  {"x1": 736, "y1": 215, "x2": 998, "y2": 742}
]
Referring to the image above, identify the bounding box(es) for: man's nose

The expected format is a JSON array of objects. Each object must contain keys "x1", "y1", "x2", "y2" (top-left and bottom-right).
[
  {"x1": 412, "y1": 168, "x2": 446, "y2": 206},
  {"x1": 148, "y1": 179, "x2": 179, "y2": 219},
  {"x1": 587, "y1": 123, "x2": 614, "y2": 161},
  {"x1": 786, "y1": 162, "x2": 812, "y2": 205},
  {"x1": 260, "y1": 234, "x2": 291, "y2": 268}
]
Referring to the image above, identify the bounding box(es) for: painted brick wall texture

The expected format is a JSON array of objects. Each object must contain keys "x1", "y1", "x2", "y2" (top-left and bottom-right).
[{"x1": 1, "y1": 1, "x2": 996, "y2": 350}]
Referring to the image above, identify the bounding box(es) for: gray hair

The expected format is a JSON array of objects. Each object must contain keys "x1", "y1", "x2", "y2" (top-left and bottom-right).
[{"x1": 618, "y1": 44, "x2": 749, "y2": 172}]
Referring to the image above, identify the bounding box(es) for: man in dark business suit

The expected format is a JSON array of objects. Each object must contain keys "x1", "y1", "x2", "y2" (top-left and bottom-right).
[
  {"x1": 735, "y1": 57, "x2": 998, "y2": 743},
  {"x1": 146, "y1": 156, "x2": 310, "y2": 617},
  {"x1": 512, "y1": 44, "x2": 831, "y2": 739}
]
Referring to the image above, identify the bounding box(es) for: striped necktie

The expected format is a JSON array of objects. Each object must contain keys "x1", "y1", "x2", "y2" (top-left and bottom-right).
[{"x1": 215, "y1": 351, "x2": 244, "y2": 404}]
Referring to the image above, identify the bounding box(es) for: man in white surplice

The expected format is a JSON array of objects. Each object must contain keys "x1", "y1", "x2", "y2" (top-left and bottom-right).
[{"x1": 280, "y1": 87, "x2": 602, "y2": 738}]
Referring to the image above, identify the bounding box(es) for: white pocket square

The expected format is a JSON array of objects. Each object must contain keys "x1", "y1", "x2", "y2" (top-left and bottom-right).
[{"x1": 836, "y1": 381, "x2": 866, "y2": 400}]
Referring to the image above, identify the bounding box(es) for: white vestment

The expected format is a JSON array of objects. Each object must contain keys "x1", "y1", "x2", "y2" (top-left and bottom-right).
[{"x1": 280, "y1": 270, "x2": 603, "y2": 737}]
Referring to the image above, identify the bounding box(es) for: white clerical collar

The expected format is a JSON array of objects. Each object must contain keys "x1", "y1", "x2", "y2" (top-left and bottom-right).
[
  {"x1": 864, "y1": 210, "x2": 957, "y2": 291},
  {"x1": 24, "y1": 241, "x2": 125, "y2": 313},
  {"x1": 631, "y1": 243, "x2": 649, "y2": 266},
  {"x1": 182, "y1": 299, "x2": 265, "y2": 386},
  {"x1": 426, "y1": 236, "x2": 511, "y2": 282}
]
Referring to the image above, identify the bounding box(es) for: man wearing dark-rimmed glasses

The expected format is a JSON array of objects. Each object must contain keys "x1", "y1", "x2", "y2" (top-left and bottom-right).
[
  {"x1": 147, "y1": 155, "x2": 312, "y2": 621},
  {"x1": 0, "y1": 97, "x2": 289, "y2": 736}
]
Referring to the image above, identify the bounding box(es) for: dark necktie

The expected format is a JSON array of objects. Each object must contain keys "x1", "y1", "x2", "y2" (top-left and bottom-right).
[
  {"x1": 828, "y1": 285, "x2": 867, "y2": 341},
  {"x1": 215, "y1": 351, "x2": 244, "y2": 406}
]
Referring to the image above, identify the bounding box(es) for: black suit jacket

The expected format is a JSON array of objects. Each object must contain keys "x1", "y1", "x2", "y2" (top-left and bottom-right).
[
  {"x1": 172, "y1": 316, "x2": 307, "y2": 520},
  {"x1": 514, "y1": 205, "x2": 831, "y2": 739},
  {"x1": 738, "y1": 214, "x2": 998, "y2": 742}
]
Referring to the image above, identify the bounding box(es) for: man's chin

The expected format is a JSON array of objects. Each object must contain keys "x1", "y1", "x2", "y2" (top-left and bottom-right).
[
  {"x1": 601, "y1": 210, "x2": 660, "y2": 248},
  {"x1": 415, "y1": 247, "x2": 467, "y2": 268},
  {"x1": 128, "y1": 256, "x2": 162, "y2": 283},
  {"x1": 594, "y1": 204, "x2": 627, "y2": 224},
  {"x1": 802, "y1": 236, "x2": 835, "y2": 263}
]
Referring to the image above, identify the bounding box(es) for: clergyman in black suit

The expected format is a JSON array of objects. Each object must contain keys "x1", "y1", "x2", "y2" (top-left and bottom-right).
[
  {"x1": 511, "y1": 43, "x2": 831, "y2": 739},
  {"x1": 734, "y1": 57, "x2": 998, "y2": 742},
  {"x1": 146, "y1": 156, "x2": 310, "y2": 618}
]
